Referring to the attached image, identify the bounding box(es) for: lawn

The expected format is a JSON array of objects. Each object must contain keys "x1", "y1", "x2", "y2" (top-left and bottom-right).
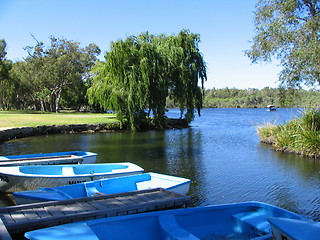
[{"x1": 0, "y1": 111, "x2": 118, "y2": 129}]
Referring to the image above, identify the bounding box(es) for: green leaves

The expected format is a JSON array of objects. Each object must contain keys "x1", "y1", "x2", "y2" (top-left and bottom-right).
[
  {"x1": 87, "y1": 30, "x2": 207, "y2": 131},
  {"x1": 0, "y1": 39, "x2": 14, "y2": 110},
  {"x1": 13, "y1": 36, "x2": 101, "y2": 112},
  {"x1": 247, "y1": 0, "x2": 320, "y2": 87},
  {"x1": 258, "y1": 109, "x2": 320, "y2": 158},
  {"x1": 0, "y1": 40, "x2": 7, "y2": 61}
]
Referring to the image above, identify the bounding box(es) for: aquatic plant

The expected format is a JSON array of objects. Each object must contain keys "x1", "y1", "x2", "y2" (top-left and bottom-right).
[{"x1": 257, "y1": 109, "x2": 320, "y2": 158}]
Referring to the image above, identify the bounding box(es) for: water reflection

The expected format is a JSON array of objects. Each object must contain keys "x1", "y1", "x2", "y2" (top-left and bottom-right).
[
  {"x1": 163, "y1": 128, "x2": 207, "y2": 206},
  {"x1": 274, "y1": 150, "x2": 320, "y2": 179},
  {"x1": 88, "y1": 128, "x2": 208, "y2": 206},
  {"x1": 258, "y1": 142, "x2": 320, "y2": 219}
]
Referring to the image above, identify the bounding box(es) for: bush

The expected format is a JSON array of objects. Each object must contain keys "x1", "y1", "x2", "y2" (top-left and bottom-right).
[{"x1": 257, "y1": 109, "x2": 320, "y2": 158}]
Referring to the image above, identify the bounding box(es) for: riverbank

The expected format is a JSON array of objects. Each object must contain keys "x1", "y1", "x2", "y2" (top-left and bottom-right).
[
  {"x1": 0, "y1": 111, "x2": 120, "y2": 142},
  {"x1": 0, "y1": 118, "x2": 189, "y2": 142},
  {"x1": 0, "y1": 123, "x2": 121, "y2": 142},
  {"x1": 257, "y1": 109, "x2": 320, "y2": 158},
  {"x1": 0, "y1": 111, "x2": 189, "y2": 142}
]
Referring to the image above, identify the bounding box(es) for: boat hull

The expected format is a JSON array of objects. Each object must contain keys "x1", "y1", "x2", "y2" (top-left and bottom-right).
[
  {"x1": 268, "y1": 217, "x2": 320, "y2": 240},
  {"x1": 0, "y1": 151, "x2": 97, "y2": 166},
  {"x1": 24, "y1": 201, "x2": 307, "y2": 240},
  {"x1": 13, "y1": 172, "x2": 190, "y2": 204},
  {"x1": 0, "y1": 163, "x2": 144, "y2": 192}
]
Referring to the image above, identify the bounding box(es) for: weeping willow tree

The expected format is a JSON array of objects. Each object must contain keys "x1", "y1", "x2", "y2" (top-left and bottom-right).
[{"x1": 87, "y1": 30, "x2": 207, "y2": 131}]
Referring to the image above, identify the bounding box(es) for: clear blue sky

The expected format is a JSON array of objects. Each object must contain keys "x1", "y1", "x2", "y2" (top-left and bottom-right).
[{"x1": 0, "y1": 0, "x2": 281, "y2": 90}]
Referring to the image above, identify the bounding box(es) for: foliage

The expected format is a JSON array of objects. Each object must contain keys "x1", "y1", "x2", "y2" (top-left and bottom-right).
[
  {"x1": 87, "y1": 30, "x2": 207, "y2": 131},
  {"x1": 0, "y1": 40, "x2": 11, "y2": 80},
  {"x1": 246, "y1": 0, "x2": 320, "y2": 88},
  {"x1": 202, "y1": 87, "x2": 320, "y2": 108},
  {"x1": 257, "y1": 123, "x2": 278, "y2": 144},
  {"x1": 258, "y1": 109, "x2": 320, "y2": 158},
  {"x1": 0, "y1": 39, "x2": 13, "y2": 110},
  {"x1": 10, "y1": 36, "x2": 100, "y2": 112}
]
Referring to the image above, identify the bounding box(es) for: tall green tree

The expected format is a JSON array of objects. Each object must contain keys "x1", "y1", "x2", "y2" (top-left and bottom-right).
[
  {"x1": 87, "y1": 30, "x2": 207, "y2": 131},
  {"x1": 19, "y1": 36, "x2": 101, "y2": 112},
  {"x1": 9, "y1": 61, "x2": 44, "y2": 110},
  {"x1": 246, "y1": 0, "x2": 320, "y2": 88},
  {"x1": 0, "y1": 39, "x2": 13, "y2": 110},
  {"x1": 165, "y1": 30, "x2": 207, "y2": 121},
  {"x1": 0, "y1": 40, "x2": 10, "y2": 79}
]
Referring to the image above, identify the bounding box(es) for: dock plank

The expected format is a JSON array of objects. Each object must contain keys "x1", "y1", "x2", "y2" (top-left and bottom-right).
[
  {"x1": 127, "y1": 194, "x2": 152, "y2": 204},
  {"x1": 20, "y1": 209, "x2": 40, "y2": 220},
  {"x1": 33, "y1": 207, "x2": 51, "y2": 219},
  {"x1": 57, "y1": 203, "x2": 84, "y2": 215},
  {"x1": 0, "y1": 188, "x2": 189, "y2": 235},
  {"x1": 63, "y1": 203, "x2": 85, "y2": 213},
  {"x1": 8, "y1": 211, "x2": 26, "y2": 223},
  {"x1": 87, "y1": 200, "x2": 113, "y2": 211},
  {"x1": 75, "y1": 201, "x2": 96, "y2": 211},
  {"x1": 134, "y1": 193, "x2": 164, "y2": 202},
  {"x1": 43, "y1": 206, "x2": 65, "y2": 217},
  {"x1": 0, "y1": 214, "x2": 14, "y2": 225}
]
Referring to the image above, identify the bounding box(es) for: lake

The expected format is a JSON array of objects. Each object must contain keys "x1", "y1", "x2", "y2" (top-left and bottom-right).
[{"x1": 0, "y1": 108, "x2": 319, "y2": 220}]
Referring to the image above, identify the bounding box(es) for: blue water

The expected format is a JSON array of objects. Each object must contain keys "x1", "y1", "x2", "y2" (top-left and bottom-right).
[{"x1": 1, "y1": 108, "x2": 320, "y2": 220}]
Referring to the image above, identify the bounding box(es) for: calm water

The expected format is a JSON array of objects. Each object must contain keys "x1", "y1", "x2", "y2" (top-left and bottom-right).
[{"x1": 0, "y1": 108, "x2": 320, "y2": 220}]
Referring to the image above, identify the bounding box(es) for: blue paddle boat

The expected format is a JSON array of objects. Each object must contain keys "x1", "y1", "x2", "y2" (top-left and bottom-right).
[
  {"x1": 268, "y1": 217, "x2": 320, "y2": 240},
  {"x1": 0, "y1": 162, "x2": 144, "y2": 192},
  {"x1": 24, "y1": 201, "x2": 307, "y2": 240},
  {"x1": 0, "y1": 151, "x2": 97, "y2": 166},
  {"x1": 13, "y1": 172, "x2": 190, "y2": 204}
]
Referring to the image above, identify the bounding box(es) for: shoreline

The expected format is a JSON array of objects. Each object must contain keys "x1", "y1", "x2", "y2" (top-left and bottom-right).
[
  {"x1": 0, "y1": 118, "x2": 189, "y2": 143},
  {"x1": 0, "y1": 123, "x2": 122, "y2": 143}
]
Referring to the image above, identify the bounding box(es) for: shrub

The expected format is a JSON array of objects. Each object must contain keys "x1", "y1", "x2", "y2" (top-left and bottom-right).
[{"x1": 257, "y1": 109, "x2": 320, "y2": 158}]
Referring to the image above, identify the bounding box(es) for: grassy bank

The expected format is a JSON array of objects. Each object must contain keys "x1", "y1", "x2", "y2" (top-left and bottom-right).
[
  {"x1": 257, "y1": 109, "x2": 320, "y2": 158},
  {"x1": 0, "y1": 111, "x2": 118, "y2": 129}
]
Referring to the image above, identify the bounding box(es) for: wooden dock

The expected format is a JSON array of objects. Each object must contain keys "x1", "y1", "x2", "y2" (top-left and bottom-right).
[{"x1": 0, "y1": 188, "x2": 189, "y2": 237}]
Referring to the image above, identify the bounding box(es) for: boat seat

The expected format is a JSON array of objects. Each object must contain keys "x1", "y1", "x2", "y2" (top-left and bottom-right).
[
  {"x1": 233, "y1": 211, "x2": 271, "y2": 233},
  {"x1": 103, "y1": 174, "x2": 151, "y2": 194},
  {"x1": 158, "y1": 214, "x2": 199, "y2": 240},
  {"x1": 84, "y1": 181, "x2": 103, "y2": 197},
  {"x1": 40, "y1": 187, "x2": 73, "y2": 199},
  {"x1": 62, "y1": 167, "x2": 75, "y2": 175},
  {"x1": 25, "y1": 222, "x2": 99, "y2": 240}
]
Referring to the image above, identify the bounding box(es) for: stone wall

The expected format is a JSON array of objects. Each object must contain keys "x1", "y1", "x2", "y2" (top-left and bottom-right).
[
  {"x1": 0, "y1": 123, "x2": 121, "y2": 142},
  {"x1": 0, "y1": 119, "x2": 189, "y2": 143}
]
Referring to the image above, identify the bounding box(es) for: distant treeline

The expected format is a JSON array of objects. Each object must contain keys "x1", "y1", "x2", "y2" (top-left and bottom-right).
[{"x1": 199, "y1": 87, "x2": 320, "y2": 108}]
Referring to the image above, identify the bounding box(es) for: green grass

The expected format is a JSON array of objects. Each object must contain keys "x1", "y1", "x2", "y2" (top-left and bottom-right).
[
  {"x1": 0, "y1": 111, "x2": 119, "y2": 129},
  {"x1": 257, "y1": 109, "x2": 320, "y2": 158}
]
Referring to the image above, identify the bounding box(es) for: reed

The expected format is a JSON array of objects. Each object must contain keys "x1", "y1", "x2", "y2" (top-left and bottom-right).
[
  {"x1": 257, "y1": 123, "x2": 278, "y2": 145},
  {"x1": 257, "y1": 109, "x2": 320, "y2": 158}
]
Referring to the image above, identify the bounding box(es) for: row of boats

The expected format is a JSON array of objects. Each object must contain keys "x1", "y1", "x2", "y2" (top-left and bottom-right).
[{"x1": 0, "y1": 151, "x2": 318, "y2": 239}]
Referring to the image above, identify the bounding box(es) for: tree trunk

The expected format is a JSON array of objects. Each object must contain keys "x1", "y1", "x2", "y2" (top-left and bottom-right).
[
  {"x1": 40, "y1": 98, "x2": 45, "y2": 112},
  {"x1": 55, "y1": 88, "x2": 62, "y2": 113}
]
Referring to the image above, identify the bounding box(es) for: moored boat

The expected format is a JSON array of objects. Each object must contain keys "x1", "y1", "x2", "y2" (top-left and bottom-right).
[
  {"x1": 268, "y1": 217, "x2": 320, "y2": 240},
  {"x1": 267, "y1": 105, "x2": 276, "y2": 111},
  {"x1": 0, "y1": 162, "x2": 144, "y2": 192},
  {"x1": 24, "y1": 201, "x2": 307, "y2": 240},
  {"x1": 13, "y1": 172, "x2": 190, "y2": 204},
  {"x1": 0, "y1": 151, "x2": 97, "y2": 166}
]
